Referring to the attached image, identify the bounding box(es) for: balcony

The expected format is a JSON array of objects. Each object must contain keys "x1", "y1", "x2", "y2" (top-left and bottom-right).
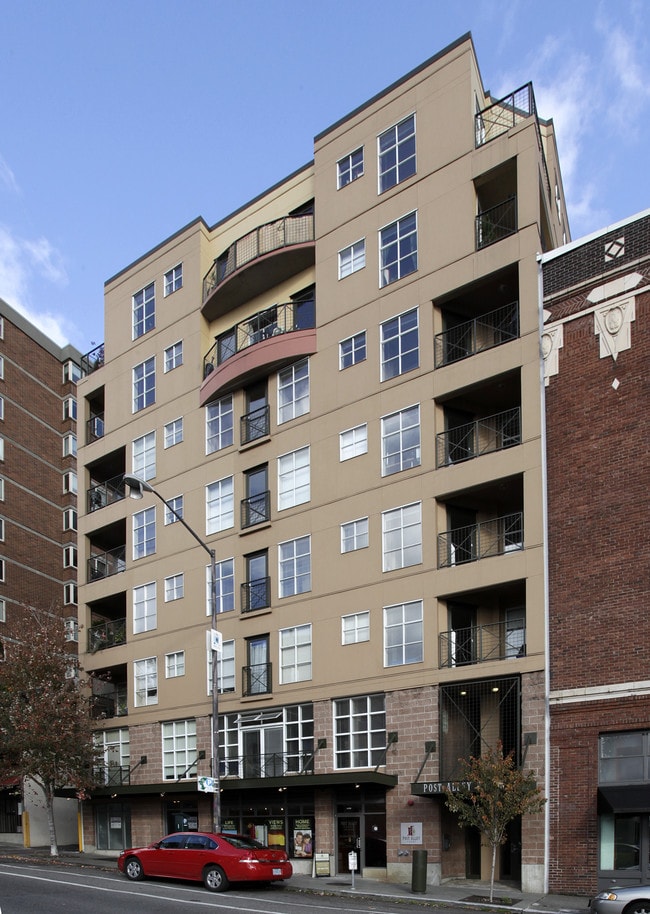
[
  {"x1": 202, "y1": 212, "x2": 315, "y2": 319},
  {"x1": 94, "y1": 765, "x2": 132, "y2": 787},
  {"x1": 476, "y1": 196, "x2": 517, "y2": 249},
  {"x1": 88, "y1": 474, "x2": 125, "y2": 513},
  {"x1": 220, "y1": 750, "x2": 315, "y2": 779},
  {"x1": 81, "y1": 343, "x2": 105, "y2": 377},
  {"x1": 91, "y1": 686, "x2": 127, "y2": 720},
  {"x1": 241, "y1": 577, "x2": 271, "y2": 613},
  {"x1": 241, "y1": 491, "x2": 270, "y2": 529},
  {"x1": 241, "y1": 405, "x2": 270, "y2": 445},
  {"x1": 88, "y1": 618, "x2": 127, "y2": 653},
  {"x1": 434, "y1": 301, "x2": 519, "y2": 368},
  {"x1": 242, "y1": 662, "x2": 272, "y2": 696},
  {"x1": 439, "y1": 619, "x2": 526, "y2": 668},
  {"x1": 436, "y1": 407, "x2": 521, "y2": 467},
  {"x1": 437, "y1": 512, "x2": 523, "y2": 568},
  {"x1": 87, "y1": 412, "x2": 105, "y2": 444},
  {"x1": 88, "y1": 546, "x2": 126, "y2": 582}
]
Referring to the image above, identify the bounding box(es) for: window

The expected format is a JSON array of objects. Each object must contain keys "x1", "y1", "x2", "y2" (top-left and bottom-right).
[
  {"x1": 338, "y1": 239, "x2": 365, "y2": 279},
  {"x1": 379, "y1": 211, "x2": 418, "y2": 287},
  {"x1": 279, "y1": 535, "x2": 311, "y2": 598},
  {"x1": 164, "y1": 495, "x2": 183, "y2": 525},
  {"x1": 341, "y1": 517, "x2": 369, "y2": 553},
  {"x1": 342, "y1": 611, "x2": 370, "y2": 644},
  {"x1": 132, "y1": 431, "x2": 156, "y2": 480},
  {"x1": 245, "y1": 635, "x2": 270, "y2": 695},
  {"x1": 599, "y1": 731, "x2": 649, "y2": 784},
  {"x1": 0, "y1": 440, "x2": 4, "y2": 461},
  {"x1": 334, "y1": 694, "x2": 386, "y2": 768},
  {"x1": 63, "y1": 396, "x2": 77, "y2": 420},
  {"x1": 164, "y1": 417, "x2": 183, "y2": 448},
  {"x1": 206, "y1": 395, "x2": 234, "y2": 453},
  {"x1": 339, "y1": 332, "x2": 366, "y2": 370},
  {"x1": 0, "y1": 398, "x2": 4, "y2": 420},
  {"x1": 215, "y1": 639, "x2": 235, "y2": 693},
  {"x1": 133, "y1": 582, "x2": 156, "y2": 634},
  {"x1": 280, "y1": 624, "x2": 312, "y2": 683},
  {"x1": 63, "y1": 470, "x2": 78, "y2": 494},
  {"x1": 206, "y1": 477, "x2": 234, "y2": 534},
  {"x1": 165, "y1": 651, "x2": 185, "y2": 678},
  {"x1": 384, "y1": 600, "x2": 423, "y2": 666},
  {"x1": 63, "y1": 508, "x2": 77, "y2": 531},
  {"x1": 378, "y1": 114, "x2": 416, "y2": 193},
  {"x1": 211, "y1": 558, "x2": 234, "y2": 614},
  {"x1": 133, "y1": 357, "x2": 155, "y2": 412},
  {"x1": 278, "y1": 359, "x2": 309, "y2": 424},
  {"x1": 0, "y1": 518, "x2": 4, "y2": 542},
  {"x1": 337, "y1": 147, "x2": 364, "y2": 188},
  {"x1": 162, "y1": 718, "x2": 196, "y2": 779},
  {"x1": 278, "y1": 446, "x2": 310, "y2": 510},
  {"x1": 133, "y1": 282, "x2": 155, "y2": 339},
  {"x1": 63, "y1": 360, "x2": 81, "y2": 383},
  {"x1": 0, "y1": 599, "x2": 4, "y2": 622},
  {"x1": 63, "y1": 545, "x2": 78, "y2": 568},
  {"x1": 164, "y1": 264, "x2": 183, "y2": 297},
  {"x1": 134, "y1": 657, "x2": 158, "y2": 706},
  {"x1": 165, "y1": 573, "x2": 184, "y2": 602},
  {"x1": 63, "y1": 582, "x2": 77, "y2": 605},
  {"x1": 243, "y1": 551, "x2": 269, "y2": 612},
  {"x1": 133, "y1": 506, "x2": 156, "y2": 559},
  {"x1": 0, "y1": 478, "x2": 4, "y2": 500},
  {"x1": 340, "y1": 424, "x2": 367, "y2": 461},
  {"x1": 164, "y1": 341, "x2": 183, "y2": 372},
  {"x1": 63, "y1": 433, "x2": 77, "y2": 457},
  {"x1": 381, "y1": 404, "x2": 420, "y2": 475},
  {"x1": 381, "y1": 307, "x2": 419, "y2": 380},
  {"x1": 382, "y1": 502, "x2": 422, "y2": 571}
]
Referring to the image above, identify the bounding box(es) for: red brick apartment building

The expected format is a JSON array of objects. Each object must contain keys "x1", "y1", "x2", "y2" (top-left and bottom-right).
[
  {"x1": 542, "y1": 210, "x2": 650, "y2": 894},
  {"x1": 0, "y1": 296, "x2": 83, "y2": 846}
]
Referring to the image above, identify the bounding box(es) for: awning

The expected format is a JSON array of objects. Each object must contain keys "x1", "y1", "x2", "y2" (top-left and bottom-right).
[
  {"x1": 598, "y1": 785, "x2": 650, "y2": 813},
  {"x1": 0, "y1": 777, "x2": 20, "y2": 788}
]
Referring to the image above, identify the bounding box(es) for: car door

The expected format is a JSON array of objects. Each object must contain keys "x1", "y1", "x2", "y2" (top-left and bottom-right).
[
  {"x1": 147, "y1": 834, "x2": 186, "y2": 878},
  {"x1": 182, "y1": 834, "x2": 214, "y2": 880}
]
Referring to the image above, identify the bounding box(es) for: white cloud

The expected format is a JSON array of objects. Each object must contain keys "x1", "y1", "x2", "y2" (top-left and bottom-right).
[{"x1": 0, "y1": 156, "x2": 19, "y2": 194}]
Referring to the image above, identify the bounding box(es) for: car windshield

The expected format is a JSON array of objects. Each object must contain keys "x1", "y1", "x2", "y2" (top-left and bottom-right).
[{"x1": 220, "y1": 834, "x2": 265, "y2": 850}]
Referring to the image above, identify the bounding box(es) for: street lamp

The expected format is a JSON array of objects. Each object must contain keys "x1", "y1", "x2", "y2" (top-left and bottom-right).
[{"x1": 123, "y1": 473, "x2": 221, "y2": 832}]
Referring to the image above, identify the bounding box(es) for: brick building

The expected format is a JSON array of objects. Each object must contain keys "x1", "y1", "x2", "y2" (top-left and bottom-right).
[{"x1": 542, "y1": 210, "x2": 650, "y2": 894}]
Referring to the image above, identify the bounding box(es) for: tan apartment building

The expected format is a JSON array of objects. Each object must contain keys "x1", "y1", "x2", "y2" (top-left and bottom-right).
[{"x1": 77, "y1": 34, "x2": 568, "y2": 890}]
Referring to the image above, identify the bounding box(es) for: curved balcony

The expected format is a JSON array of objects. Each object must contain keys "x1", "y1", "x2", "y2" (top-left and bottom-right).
[{"x1": 202, "y1": 212, "x2": 315, "y2": 320}]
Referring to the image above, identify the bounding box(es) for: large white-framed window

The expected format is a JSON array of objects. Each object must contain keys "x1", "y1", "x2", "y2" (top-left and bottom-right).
[
  {"x1": 334, "y1": 694, "x2": 386, "y2": 768},
  {"x1": 338, "y1": 239, "x2": 365, "y2": 279},
  {"x1": 384, "y1": 600, "x2": 423, "y2": 666},
  {"x1": 211, "y1": 558, "x2": 235, "y2": 614},
  {"x1": 342, "y1": 611, "x2": 370, "y2": 645},
  {"x1": 214, "y1": 639, "x2": 235, "y2": 694},
  {"x1": 132, "y1": 282, "x2": 155, "y2": 339},
  {"x1": 164, "y1": 340, "x2": 183, "y2": 372},
  {"x1": 206, "y1": 395, "x2": 234, "y2": 453},
  {"x1": 341, "y1": 517, "x2": 369, "y2": 553},
  {"x1": 278, "y1": 359, "x2": 309, "y2": 424},
  {"x1": 381, "y1": 404, "x2": 420, "y2": 475},
  {"x1": 134, "y1": 657, "x2": 158, "y2": 707},
  {"x1": 133, "y1": 357, "x2": 155, "y2": 412},
  {"x1": 162, "y1": 718, "x2": 196, "y2": 779},
  {"x1": 206, "y1": 476, "x2": 234, "y2": 534},
  {"x1": 337, "y1": 147, "x2": 364, "y2": 188},
  {"x1": 340, "y1": 424, "x2": 367, "y2": 461},
  {"x1": 165, "y1": 651, "x2": 185, "y2": 678},
  {"x1": 379, "y1": 211, "x2": 418, "y2": 287},
  {"x1": 382, "y1": 502, "x2": 422, "y2": 571},
  {"x1": 378, "y1": 114, "x2": 416, "y2": 193},
  {"x1": 164, "y1": 495, "x2": 183, "y2": 525},
  {"x1": 339, "y1": 331, "x2": 366, "y2": 370},
  {"x1": 95, "y1": 727, "x2": 130, "y2": 785},
  {"x1": 164, "y1": 573, "x2": 184, "y2": 602},
  {"x1": 163, "y1": 263, "x2": 183, "y2": 297},
  {"x1": 278, "y1": 446, "x2": 310, "y2": 510},
  {"x1": 133, "y1": 581, "x2": 157, "y2": 634},
  {"x1": 132, "y1": 431, "x2": 156, "y2": 480},
  {"x1": 133, "y1": 506, "x2": 156, "y2": 559},
  {"x1": 380, "y1": 307, "x2": 419, "y2": 381},
  {"x1": 279, "y1": 535, "x2": 311, "y2": 598},
  {"x1": 280, "y1": 623, "x2": 312, "y2": 684},
  {"x1": 164, "y1": 417, "x2": 183, "y2": 448}
]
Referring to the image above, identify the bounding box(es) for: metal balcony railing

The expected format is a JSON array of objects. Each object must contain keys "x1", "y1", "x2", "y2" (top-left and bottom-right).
[
  {"x1": 437, "y1": 512, "x2": 523, "y2": 568},
  {"x1": 87, "y1": 546, "x2": 126, "y2": 582},
  {"x1": 436, "y1": 407, "x2": 521, "y2": 467},
  {"x1": 81, "y1": 343, "x2": 105, "y2": 377},
  {"x1": 94, "y1": 765, "x2": 131, "y2": 787},
  {"x1": 434, "y1": 301, "x2": 519, "y2": 367},
  {"x1": 241, "y1": 405, "x2": 270, "y2": 444},
  {"x1": 88, "y1": 618, "x2": 127, "y2": 653},
  {"x1": 91, "y1": 688, "x2": 127, "y2": 719},
  {"x1": 203, "y1": 213, "x2": 315, "y2": 303},
  {"x1": 241, "y1": 491, "x2": 271, "y2": 529},
  {"x1": 220, "y1": 750, "x2": 315, "y2": 779},
  {"x1": 203, "y1": 298, "x2": 315, "y2": 379},
  {"x1": 475, "y1": 196, "x2": 517, "y2": 249},
  {"x1": 87, "y1": 412, "x2": 105, "y2": 443},
  {"x1": 439, "y1": 619, "x2": 527, "y2": 668},
  {"x1": 242, "y1": 662, "x2": 272, "y2": 696},
  {"x1": 87, "y1": 474, "x2": 125, "y2": 512},
  {"x1": 241, "y1": 577, "x2": 271, "y2": 613}
]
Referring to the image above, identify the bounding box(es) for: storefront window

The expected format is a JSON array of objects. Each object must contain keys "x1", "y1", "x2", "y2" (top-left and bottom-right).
[
  {"x1": 600, "y1": 815, "x2": 640, "y2": 870},
  {"x1": 292, "y1": 817, "x2": 314, "y2": 858}
]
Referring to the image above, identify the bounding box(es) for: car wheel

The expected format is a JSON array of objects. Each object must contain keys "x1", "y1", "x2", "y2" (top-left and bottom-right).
[
  {"x1": 625, "y1": 903, "x2": 650, "y2": 914},
  {"x1": 124, "y1": 856, "x2": 144, "y2": 881},
  {"x1": 203, "y1": 864, "x2": 229, "y2": 892}
]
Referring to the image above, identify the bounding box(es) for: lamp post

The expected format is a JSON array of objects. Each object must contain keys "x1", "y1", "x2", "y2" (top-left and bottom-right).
[{"x1": 123, "y1": 473, "x2": 221, "y2": 832}]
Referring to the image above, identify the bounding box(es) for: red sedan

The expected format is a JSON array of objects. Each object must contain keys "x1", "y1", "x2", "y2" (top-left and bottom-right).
[{"x1": 117, "y1": 831, "x2": 292, "y2": 892}]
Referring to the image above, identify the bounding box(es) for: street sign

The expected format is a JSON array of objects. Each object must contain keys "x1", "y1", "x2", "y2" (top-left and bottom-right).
[
  {"x1": 348, "y1": 851, "x2": 358, "y2": 871},
  {"x1": 198, "y1": 776, "x2": 217, "y2": 794},
  {"x1": 207, "y1": 629, "x2": 222, "y2": 652}
]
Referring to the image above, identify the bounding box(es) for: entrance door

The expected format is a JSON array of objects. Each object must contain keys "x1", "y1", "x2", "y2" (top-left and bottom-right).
[
  {"x1": 337, "y1": 816, "x2": 360, "y2": 875},
  {"x1": 243, "y1": 726, "x2": 284, "y2": 778}
]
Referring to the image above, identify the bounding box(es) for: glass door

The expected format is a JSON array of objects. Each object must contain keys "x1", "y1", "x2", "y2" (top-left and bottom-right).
[{"x1": 337, "y1": 816, "x2": 360, "y2": 874}]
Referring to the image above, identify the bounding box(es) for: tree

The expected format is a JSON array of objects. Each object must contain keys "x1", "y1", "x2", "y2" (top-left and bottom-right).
[
  {"x1": 0, "y1": 609, "x2": 100, "y2": 856},
  {"x1": 444, "y1": 742, "x2": 546, "y2": 901}
]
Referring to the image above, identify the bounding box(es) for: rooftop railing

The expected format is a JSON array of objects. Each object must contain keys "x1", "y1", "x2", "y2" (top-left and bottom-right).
[
  {"x1": 439, "y1": 619, "x2": 526, "y2": 668},
  {"x1": 81, "y1": 343, "x2": 105, "y2": 377},
  {"x1": 436, "y1": 407, "x2": 521, "y2": 467},
  {"x1": 437, "y1": 512, "x2": 523, "y2": 568},
  {"x1": 434, "y1": 301, "x2": 519, "y2": 368}
]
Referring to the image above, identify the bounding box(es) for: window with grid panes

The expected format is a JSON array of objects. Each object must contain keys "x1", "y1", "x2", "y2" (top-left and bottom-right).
[
  {"x1": 206, "y1": 395, "x2": 233, "y2": 453},
  {"x1": 334, "y1": 694, "x2": 386, "y2": 768},
  {"x1": 133, "y1": 283, "x2": 155, "y2": 339}
]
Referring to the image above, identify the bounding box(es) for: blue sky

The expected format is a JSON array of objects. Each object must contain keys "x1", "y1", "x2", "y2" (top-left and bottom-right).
[{"x1": 1, "y1": 0, "x2": 649, "y2": 353}]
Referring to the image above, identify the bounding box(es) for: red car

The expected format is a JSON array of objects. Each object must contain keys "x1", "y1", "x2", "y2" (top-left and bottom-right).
[{"x1": 117, "y1": 831, "x2": 292, "y2": 892}]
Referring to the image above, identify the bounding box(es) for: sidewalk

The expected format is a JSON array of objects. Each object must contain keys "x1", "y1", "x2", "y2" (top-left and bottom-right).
[{"x1": 0, "y1": 843, "x2": 590, "y2": 913}]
